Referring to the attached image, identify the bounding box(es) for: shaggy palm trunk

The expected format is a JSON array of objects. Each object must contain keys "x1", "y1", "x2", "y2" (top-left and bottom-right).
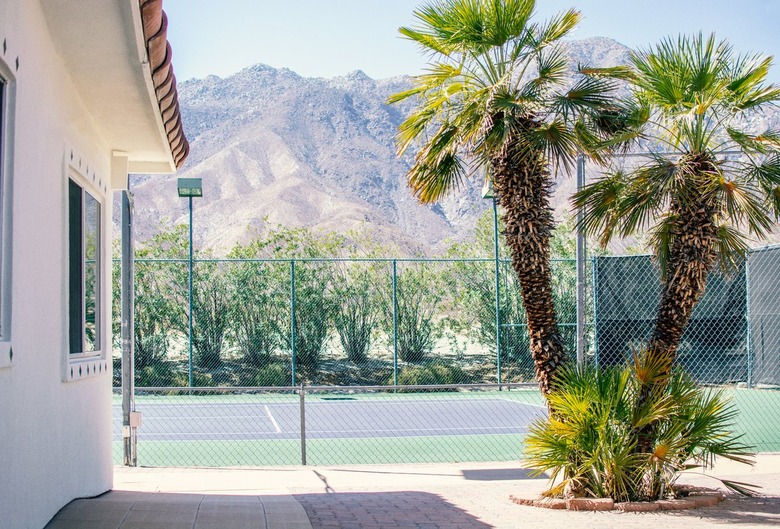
[
  {"x1": 492, "y1": 147, "x2": 565, "y2": 397},
  {"x1": 636, "y1": 154, "x2": 719, "y2": 462},
  {"x1": 650, "y1": 155, "x2": 720, "y2": 371}
]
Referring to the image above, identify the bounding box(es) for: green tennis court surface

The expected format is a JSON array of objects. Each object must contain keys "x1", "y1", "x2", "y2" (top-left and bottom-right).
[{"x1": 113, "y1": 388, "x2": 779, "y2": 467}]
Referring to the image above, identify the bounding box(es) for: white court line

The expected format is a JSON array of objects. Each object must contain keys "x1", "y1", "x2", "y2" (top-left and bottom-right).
[
  {"x1": 264, "y1": 404, "x2": 282, "y2": 434},
  {"x1": 496, "y1": 397, "x2": 547, "y2": 410}
]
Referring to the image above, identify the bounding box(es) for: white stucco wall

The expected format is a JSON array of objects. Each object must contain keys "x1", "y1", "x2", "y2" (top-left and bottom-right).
[{"x1": 0, "y1": 2, "x2": 116, "y2": 528}]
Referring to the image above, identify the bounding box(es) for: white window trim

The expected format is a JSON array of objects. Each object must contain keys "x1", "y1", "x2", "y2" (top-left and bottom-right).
[
  {"x1": 0, "y1": 54, "x2": 15, "y2": 369},
  {"x1": 63, "y1": 147, "x2": 109, "y2": 382}
]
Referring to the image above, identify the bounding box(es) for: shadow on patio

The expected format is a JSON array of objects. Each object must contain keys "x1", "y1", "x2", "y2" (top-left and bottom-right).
[{"x1": 294, "y1": 491, "x2": 493, "y2": 529}]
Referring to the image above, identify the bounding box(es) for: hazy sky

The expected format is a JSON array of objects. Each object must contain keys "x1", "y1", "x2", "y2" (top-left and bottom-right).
[{"x1": 164, "y1": 0, "x2": 780, "y2": 83}]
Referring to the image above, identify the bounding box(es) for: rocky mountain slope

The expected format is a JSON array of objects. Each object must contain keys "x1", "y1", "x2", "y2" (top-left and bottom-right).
[{"x1": 125, "y1": 37, "x2": 778, "y2": 256}]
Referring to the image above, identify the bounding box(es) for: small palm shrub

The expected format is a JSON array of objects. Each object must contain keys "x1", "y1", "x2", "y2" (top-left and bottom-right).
[{"x1": 524, "y1": 352, "x2": 755, "y2": 502}]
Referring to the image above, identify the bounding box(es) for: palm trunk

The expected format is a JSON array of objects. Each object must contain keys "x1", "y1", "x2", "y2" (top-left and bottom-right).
[
  {"x1": 492, "y1": 148, "x2": 565, "y2": 397},
  {"x1": 636, "y1": 157, "x2": 718, "y2": 460},
  {"x1": 649, "y1": 156, "x2": 720, "y2": 373}
]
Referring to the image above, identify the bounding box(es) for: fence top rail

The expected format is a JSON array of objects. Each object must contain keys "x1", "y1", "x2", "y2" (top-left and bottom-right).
[
  {"x1": 112, "y1": 383, "x2": 539, "y2": 394},
  {"x1": 112, "y1": 256, "x2": 579, "y2": 264}
]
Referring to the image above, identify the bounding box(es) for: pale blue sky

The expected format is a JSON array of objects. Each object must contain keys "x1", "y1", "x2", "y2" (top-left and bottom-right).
[{"x1": 164, "y1": 0, "x2": 780, "y2": 83}]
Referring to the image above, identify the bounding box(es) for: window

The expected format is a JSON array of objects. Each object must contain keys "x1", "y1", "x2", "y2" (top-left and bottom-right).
[
  {"x1": 0, "y1": 70, "x2": 12, "y2": 368},
  {"x1": 68, "y1": 178, "x2": 101, "y2": 355},
  {"x1": 0, "y1": 76, "x2": 5, "y2": 337}
]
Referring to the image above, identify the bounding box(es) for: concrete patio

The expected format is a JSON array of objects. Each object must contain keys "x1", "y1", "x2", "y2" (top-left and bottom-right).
[{"x1": 45, "y1": 455, "x2": 780, "y2": 529}]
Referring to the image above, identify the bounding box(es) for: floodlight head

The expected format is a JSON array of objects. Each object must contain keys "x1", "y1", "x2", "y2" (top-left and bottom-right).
[
  {"x1": 177, "y1": 177, "x2": 203, "y2": 197},
  {"x1": 481, "y1": 179, "x2": 494, "y2": 199}
]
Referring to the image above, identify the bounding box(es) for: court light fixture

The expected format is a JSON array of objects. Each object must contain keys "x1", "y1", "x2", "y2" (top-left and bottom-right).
[{"x1": 177, "y1": 177, "x2": 203, "y2": 197}]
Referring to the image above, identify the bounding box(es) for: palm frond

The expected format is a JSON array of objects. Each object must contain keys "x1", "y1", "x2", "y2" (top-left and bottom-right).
[
  {"x1": 713, "y1": 223, "x2": 750, "y2": 272},
  {"x1": 553, "y1": 76, "x2": 617, "y2": 119},
  {"x1": 572, "y1": 171, "x2": 626, "y2": 246},
  {"x1": 408, "y1": 149, "x2": 467, "y2": 204},
  {"x1": 532, "y1": 8, "x2": 581, "y2": 48},
  {"x1": 726, "y1": 127, "x2": 780, "y2": 154},
  {"x1": 524, "y1": 120, "x2": 578, "y2": 173}
]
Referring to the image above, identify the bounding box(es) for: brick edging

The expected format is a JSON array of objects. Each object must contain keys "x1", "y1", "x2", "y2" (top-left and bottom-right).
[{"x1": 510, "y1": 492, "x2": 724, "y2": 512}]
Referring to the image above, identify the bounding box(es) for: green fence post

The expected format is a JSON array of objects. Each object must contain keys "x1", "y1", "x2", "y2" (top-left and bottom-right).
[
  {"x1": 290, "y1": 259, "x2": 296, "y2": 387},
  {"x1": 746, "y1": 255, "x2": 753, "y2": 388},
  {"x1": 592, "y1": 256, "x2": 599, "y2": 366},
  {"x1": 299, "y1": 383, "x2": 307, "y2": 465},
  {"x1": 492, "y1": 197, "x2": 501, "y2": 385},
  {"x1": 392, "y1": 259, "x2": 398, "y2": 387}
]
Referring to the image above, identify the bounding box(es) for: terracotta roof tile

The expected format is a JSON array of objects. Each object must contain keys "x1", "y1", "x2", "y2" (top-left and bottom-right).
[{"x1": 140, "y1": 0, "x2": 189, "y2": 168}]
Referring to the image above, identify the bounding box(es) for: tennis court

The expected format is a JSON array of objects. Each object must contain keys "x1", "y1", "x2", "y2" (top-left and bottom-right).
[
  {"x1": 112, "y1": 386, "x2": 780, "y2": 467},
  {"x1": 112, "y1": 388, "x2": 547, "y2": 466}
]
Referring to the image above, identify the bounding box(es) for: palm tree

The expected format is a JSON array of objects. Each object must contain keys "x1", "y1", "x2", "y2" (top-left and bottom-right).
[
  {"x1": 389, "y1": 0, "x2": 616, "y2": 396},
  {"x1": 575, "y1": 33, "x2": 780, "y2": 374}
]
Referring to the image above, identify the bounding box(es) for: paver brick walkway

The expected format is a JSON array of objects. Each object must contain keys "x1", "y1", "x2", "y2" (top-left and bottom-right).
[{"x1": 44, "y1": 456, "x2": 780, "y2": 529}]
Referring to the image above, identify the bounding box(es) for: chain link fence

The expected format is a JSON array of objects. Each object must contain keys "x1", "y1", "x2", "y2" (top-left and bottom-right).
[{"x1": 112, "y1": 250, "x2": 780, "y2": 466}]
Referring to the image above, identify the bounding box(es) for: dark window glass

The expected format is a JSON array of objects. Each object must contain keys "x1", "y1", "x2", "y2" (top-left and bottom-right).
[
  {"x1": 68, "y1": 180, "x2": 83, "y2": 354},
  {"x1": 0, "y1": 77, "x2": 5, "y2": 337},
  {"x1": 69, "y1": 179, "x2": 100, "y2": 354}
]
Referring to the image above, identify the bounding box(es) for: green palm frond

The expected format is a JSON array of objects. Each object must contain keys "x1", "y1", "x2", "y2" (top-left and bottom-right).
[
  {"x1": 572, "y1": 171, "x2": 625, "y2": 246},
  {"x1": 579, "y1": 32, "x2": 780, "y2": 282},
  {"x1": 713, "y1": 223, "x2": 750, "y2": 272},
  {"x1": 726, "y1": 128, "x2": 780, "y2": 154},
  {"x1": 524, "y1": 120, "x2": 579, "y2": 172},
  {"x1": 390, "y1": 0, "x2": 619, "y2": 204},
  {"x1": 408, "y1": 149, "x2": 467, "y2": 203},
  {"x1": 579, "y1": 64, "x2": 637, "y2": 82},
  {"x1": 531, "y1": 7, "x2": 580, "y2": 48},
  {"x1": 525, "y1": 357, "x2": 755, "y2": 502},
  {"x1": 553, "y1": 76, "x2": 618, "y2": 119},
  {"x1": 716, "y1": 176, "x2": 774, "y2": 236},
  {"x1": 534, "y1": 45, "x2": 569, "y2": 89}
]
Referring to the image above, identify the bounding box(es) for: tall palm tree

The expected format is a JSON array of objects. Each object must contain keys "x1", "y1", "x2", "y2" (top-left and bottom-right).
[
  {"x1": 389, "y1": 0, "x2": 616, "y2": 396},
  {"x1": 575, "y1": 33, "x2": 780, "y2": 373}
]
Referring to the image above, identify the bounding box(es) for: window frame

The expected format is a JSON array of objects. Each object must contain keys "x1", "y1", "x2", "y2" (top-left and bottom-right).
[
  {"x1": 67, "y1": 174, "x2": 103, "y2": 359},
  {"x1": 0, "y1": 61, "x2": 14, "y2": 369}
]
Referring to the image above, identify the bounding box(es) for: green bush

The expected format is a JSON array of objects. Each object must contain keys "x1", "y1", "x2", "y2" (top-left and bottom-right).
[
  {"x1": 524, "y1": 353, "x2": 755, "y2": 501},
  {"x1": 393, "y1": 360, "x2": 469, "y2": 388},
  {"x1": 135, "y1": 362, "x2": 187, "y2": 387},
  {"x1": 255, "y1": 363, "x2": 291, "y2": 387}
]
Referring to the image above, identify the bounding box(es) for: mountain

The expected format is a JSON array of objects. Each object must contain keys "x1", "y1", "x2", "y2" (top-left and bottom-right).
[{"x1": 124, "y1": 37, "x2": 779, "y2": 256}]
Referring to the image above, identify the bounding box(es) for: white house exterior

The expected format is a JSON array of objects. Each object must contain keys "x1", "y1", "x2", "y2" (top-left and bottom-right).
[{"x1": 0, "y1": 1, "x2": 188, "y2": 527}]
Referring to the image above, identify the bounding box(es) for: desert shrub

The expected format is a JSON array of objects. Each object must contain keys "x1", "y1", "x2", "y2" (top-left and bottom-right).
[
  {"x1": 226, "y1": 258, "x2": 289, "y2": 368},
  {"x1": 254, "y1": 363, "x2": 291, "y2": 387},
  {"x1": 135, "y1": 362, "x2": 187, "y2": 387},
  {"x1": 524, "y1": 353, "x2": 755, "y2": 502},
  {"x1": 393, "y1": 360, "x2": 469, "y2": 387},
  {"x1": 333, "y1": 262, "x2": 383, "y2": 364},
  {"x1": 387, "y1": 265, "x2": 445, "y2": 363}
]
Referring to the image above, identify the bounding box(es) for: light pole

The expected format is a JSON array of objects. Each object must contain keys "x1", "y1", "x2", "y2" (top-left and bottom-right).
[
  {"x1": 482, "y1": 180, "x2": 501, "y2": 385},
  {"x1": 576, "y1": 155, "x2": 587, "y2": 368},
  {"x1": 178, "y1": 177, "x2": 202, "y2": 388}
]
